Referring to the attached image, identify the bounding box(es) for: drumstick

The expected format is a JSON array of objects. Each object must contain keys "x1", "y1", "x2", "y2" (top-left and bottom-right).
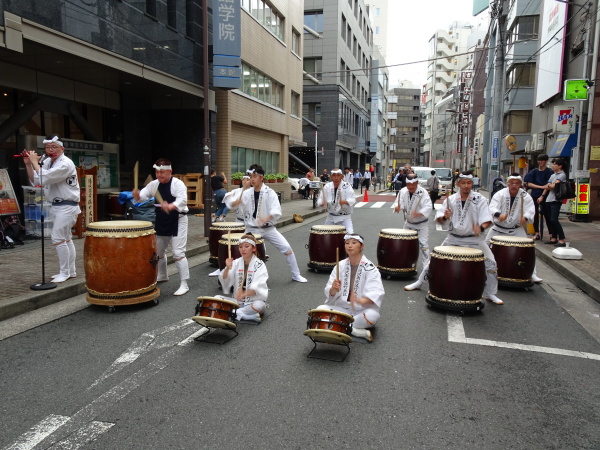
[
  {"x1": 336, "y1": 248, "x2": 340, "y2": 280},
  {"x1": 227, "y1": 229, "x2": 232, "y2": 260},
  {"x1": 520, "y1": 190, "x2": 525, "y2": 230},
  {"x1": 133, "y1": 161, "x2": 139, "y2": 191},
  {"x1": 154, "y1": 189, "x2": 164, "y2": 204}
]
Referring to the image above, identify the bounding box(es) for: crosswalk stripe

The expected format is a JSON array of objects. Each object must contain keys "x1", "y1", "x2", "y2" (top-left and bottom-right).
[{"x1": 370, "y1": 202, "x2": 386, "y2": 208}]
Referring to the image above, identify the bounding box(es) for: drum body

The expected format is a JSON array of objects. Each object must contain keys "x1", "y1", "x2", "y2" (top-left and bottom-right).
[
  {"x1": 304, "y1": 308, "x2": 354, "y2": 344},
  {"x1": 490, "y1": 236, "x2": 535, "y2": 288},
  {"x1": 307, "y1": 224, "x2": 347, "y2": 272},
  {"x1": 218, "y1": 233, "x2": 267, "y2": 270},
  {"x1": 209, "y1": 222, "x2": 245, "y2": 267},
  {"x1": 107, "y1": 192, "x2": 125, "y2": 219},
  {"x1": 376, "y1": 228, "x2": 419, "y2": 279},
  {"x1": 84, "y1": 220, "x2": 159, "y2": 306},
  {"x1": 192, "y1": 296, "x2": 238, "y2": 330},
  {"x1": 426, "y1": 246, "x2": 486, "y2": 312}
]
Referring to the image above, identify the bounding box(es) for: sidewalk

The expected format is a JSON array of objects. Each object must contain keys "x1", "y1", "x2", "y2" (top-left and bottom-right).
[{"x1": 0, "y1": 197, "x2": 325, "y2": 322}]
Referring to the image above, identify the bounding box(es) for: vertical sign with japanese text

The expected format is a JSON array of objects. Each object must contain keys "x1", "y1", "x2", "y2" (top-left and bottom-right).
[{"x1": 213, "y1": 0, "x2": 241, "y2": 89}]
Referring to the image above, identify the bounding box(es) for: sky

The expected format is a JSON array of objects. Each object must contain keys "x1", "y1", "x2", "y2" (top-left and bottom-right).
[{"x1": 384, "y1": 1, "x2": 487, "y2": 88}]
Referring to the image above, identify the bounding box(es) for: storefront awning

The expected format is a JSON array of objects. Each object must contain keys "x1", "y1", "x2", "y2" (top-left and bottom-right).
[{"x1": 549, "y1": 130, "x2": 578, "y2": 158}]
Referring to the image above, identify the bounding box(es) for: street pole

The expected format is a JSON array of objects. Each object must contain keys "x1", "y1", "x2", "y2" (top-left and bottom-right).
[
  {"x1": 202, "y1": 0, "x2": 212, "y2": 237},
  {"x1": 314, "y1": 130, "x2": 318, "y2": 175}
]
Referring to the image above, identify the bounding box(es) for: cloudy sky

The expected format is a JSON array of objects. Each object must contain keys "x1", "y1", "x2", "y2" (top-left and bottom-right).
[{"x1": 384, "y1": 1, "x2": 488, "y2": 87}]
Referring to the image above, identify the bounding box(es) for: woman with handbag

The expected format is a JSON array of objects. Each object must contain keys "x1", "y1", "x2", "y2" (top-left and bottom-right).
[{"x1": 538, "y1": 158, "x2": 567, "y2": 247}]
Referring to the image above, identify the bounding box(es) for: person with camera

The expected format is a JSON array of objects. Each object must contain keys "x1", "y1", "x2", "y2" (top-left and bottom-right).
[{"x1": 538, "y1": 158, "x2": 568, "y2": 247}]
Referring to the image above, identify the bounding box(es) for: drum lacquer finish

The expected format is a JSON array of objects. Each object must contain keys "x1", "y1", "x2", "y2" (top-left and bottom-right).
[
  {"x1": 306, "y1": 224, "x2": 347, "y2": 272},
  {"x1": 304, "y1": 308, "x2": 354, "y2": 344},
  {"x1": 218, "y1": 233, "x2": 267, "y2": 270},
  {"x1": 192, "y1": 296, "x2": 238, "y2": 330},
  {"x1": 84, "y1": 220, "x2": 159, "y2": 307},
  {"x1": 426, "y1": 246, "x2": 486, "y2": 312},
  {"x1": 107, "y1": 192, "x2": 125, "y2": 219},
  {"x1": 208, "y1": 222, "x2": 245, "y2": 267},
  {"x1": 376, "y1": 228, "x2": 419, "y2": 279},
  {"x1": 490, "y1": 236, "x2": 535, "y2": 288}
]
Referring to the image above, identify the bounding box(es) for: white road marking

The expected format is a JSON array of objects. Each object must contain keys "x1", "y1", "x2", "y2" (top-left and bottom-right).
[
  {"x1": 354, "y1": 202, "x2": 366, "y2": 208},
  {"x1": 370, "y1": 202, "x2": 386, "y2": 208},
  {"x1": 3, "y1": 414, "x2": 70, "y2": 450},
  {"x1": 447, "y1": 315, "x2": 600, "y2": 361},
  {"x1": 48, "y1": 421, "x2": 114, "y2": 450}
]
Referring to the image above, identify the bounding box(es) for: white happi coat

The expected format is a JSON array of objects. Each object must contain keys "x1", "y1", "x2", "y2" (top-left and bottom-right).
[
  {"x1": 318, "y1": 180, "x2": 357, "y2": 218},
  {"x1": 223, "y1": 187, "x2": 246, "y2": 222},
  {"x1": 239, "y1": 184, "x2": 281, "y2": 228},
  {"x1": 436, "y1": 191, "x2": 492, "y2": 245},
  {"x1": 323, "y1": 255, "x2": 384, "y2": 316},
  {"x1": 138, "y1": 177, "x2": 189, "y2": 213},
  {"x1": 219, "y1": 255, "x2": 269, "y2": 305},
  {"x1": 33, "y1": 154, "x2": 80, "y2": 204},
  {"x1": 394, "y1": 186, "x2": 432, "y2": 229},
  {"x1": 487, "y1": 187, "x2": 534, "y2": 236}
]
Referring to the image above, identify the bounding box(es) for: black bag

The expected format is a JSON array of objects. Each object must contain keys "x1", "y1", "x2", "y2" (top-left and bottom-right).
[{"x1": 555, "y1": 180, "x2": 576, "y2": 201}]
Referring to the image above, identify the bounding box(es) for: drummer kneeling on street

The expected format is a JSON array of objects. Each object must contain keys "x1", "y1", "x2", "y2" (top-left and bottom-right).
[
  {"x1": 405, "y1": 170, "x2": 504, "y2": 305},
  {"x1": 315, "y1": 233, "x2": 385, "y2": 342},
  {"x1": 216, "y1": 233, "x2": 268, "y2": 323}
]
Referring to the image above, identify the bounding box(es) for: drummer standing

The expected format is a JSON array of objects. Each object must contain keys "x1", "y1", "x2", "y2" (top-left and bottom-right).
[
  {"x1": 318, "y1": 168, "x2": 357, "y2": 233},
  {"x1": 405, "y1": 171, "x2": 503, "y2": 305},
  {"x1": 394, "y1": 173, "x2": 432, "y2": 263},
  {"x1": 236, "y1": 164, "x2": 307, "y2": 283},
  {"x1": 318, "y1": 233, "x2": 384, "y2": 342},
  {"x1": 223, "y1": 175, "x2": 251, "y2": 223},
  {"x1": 486, "y1": 173, "x2": 543, "y2": 283},
  {"x1": 133, "y1": 158, "x2": 190, "y2": 296}
]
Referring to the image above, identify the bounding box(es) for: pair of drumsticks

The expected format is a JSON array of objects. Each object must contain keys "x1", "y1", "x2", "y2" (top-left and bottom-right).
[{"x1": 133, "y1": 161, "x2": 165, "y2": 204}]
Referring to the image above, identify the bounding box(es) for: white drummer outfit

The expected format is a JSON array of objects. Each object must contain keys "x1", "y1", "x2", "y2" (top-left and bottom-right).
[
  {"x1": 137, "y1": 172, "x2": 190, "y2": 294},
  {"x1": 486, "y1": 183, "x2": 542, "y2": 282},
  {"x1": 395, "y1": 182, "x2": 433, "y2": 262},
  {"x1": 223, "y1": 182, "x2": 248, "y2": 223},
  {"x1": 318, "y1": 176, "x2": 357, "y2": 233},
  {"x1": 320, "y1": 255, "x2": 385, "y2": 329},
  {"x1": 217, "y1": 253, "x2": 268, "y2": 321},
  {"x1": 239, "y1": 180, "x2": 306, "y2": 282},
  {"x1": 33, "y1": 150, "x2": 80, "y2": 281},
  {"x1": 406, "y1": 186, "x2": 501, "y2": 302}
]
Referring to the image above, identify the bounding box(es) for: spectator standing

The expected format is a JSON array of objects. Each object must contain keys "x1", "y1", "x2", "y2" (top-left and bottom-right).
[
  {"x1": 320, "y1": 169, "x2": 330, "y2": 183},
  {"x1": 524, "y1": 154, "x2": 553, "y2": 240},
  {"x1": 210, "y1": 168, "x2": 228, "y2": 222},
  {"x1": 426, "y1": 169, "x2": 440, "y2": 206},
  {"x1": 362, "y1": 169, "x2": 372, "y2": 191},
  {"x1": 539, "y1": 158, "x2": 568, "y2": 247}
]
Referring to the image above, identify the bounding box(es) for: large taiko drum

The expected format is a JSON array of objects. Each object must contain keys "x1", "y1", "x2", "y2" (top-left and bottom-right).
[
  {"x1": 426, "y1": 246, "x2": 486, "y2": 312},
  {"x1": 209, "y1": 222, "x2": 245, "y2": 267},
  {"x1": 376, "y1": 228, "x2": 419, "y2": 279},
  {"x1": 192, "y1": 296, "x2": 238, "y2": 330},
  {"x1": 107, "y1": 192, "x2": 125, "y2": 219},
  {"x1": 490, "y1": 235, "x2": 535, "y2": 288},
  {"x1": 218, "y1": 233, "x2": 267, "y2": 270},
  {"x1": 304, "y1": 308, "x2": 354, "y2": 344},
  {"x1": 306, "y1": 224, "x2": 347, "y2": 272},
  {"x1": 84, "y1": 220, "x2": 159, "y2": 309}
]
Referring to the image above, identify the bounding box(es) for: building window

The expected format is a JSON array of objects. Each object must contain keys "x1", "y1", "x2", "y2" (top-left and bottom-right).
[
  {"x1": 304, "y1": 10, "x2": 323, "y2": 33},
  {"x1": 292, "y1": 28, "x2": 301, "y2": 55},
  {"x1": 243, "y1": 0, "x2": 284, "y2": 40},
  {"x1": 506, "y1": 63, "x2": 536, "y2": 88},
  {"x1": 503, "y1": 110, "x2": 532, "y2": 134},
  {"x1": 242, "y1": 62, "x2": 283, "y2": 109},
  {"x1": 232, "y1": 147, "x2": 279, "y2": 174},
  {"x1": 146, "y1": 0, "x2": 156, "y2": 17},
  {"x1": 508, "y1": 15, "x2": 539, "y2": 45},
  {"x1": 304, "y1": 57, "x2": 322, "y2": 80},
  {"x1": 291, "y1": 91, "x2": 300, "y2": 117},
  {"x1": 341, "y1": 14, "x2": 347, "y2": 40},
  {"x1": 167, "y1": 0, "x2": 177, "y2": 28}
]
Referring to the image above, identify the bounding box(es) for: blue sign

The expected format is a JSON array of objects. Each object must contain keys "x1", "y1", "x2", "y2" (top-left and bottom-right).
[{"x1": 212, "y1": 0, "x2": 241, "y2": 90}]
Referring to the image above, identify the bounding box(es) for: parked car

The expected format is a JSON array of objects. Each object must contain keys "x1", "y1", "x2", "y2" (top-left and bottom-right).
[{"x1": 288, "y1": 177, "x2": 299, "y2": 190}]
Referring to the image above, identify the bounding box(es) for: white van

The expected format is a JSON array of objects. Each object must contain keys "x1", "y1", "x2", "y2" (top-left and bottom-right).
[
  {"x1": 431, "y1": 167, "x2": 453, "y2": 195},
  {"x1": 411, "y1": 167, "x2": 438, "y2": 193}
]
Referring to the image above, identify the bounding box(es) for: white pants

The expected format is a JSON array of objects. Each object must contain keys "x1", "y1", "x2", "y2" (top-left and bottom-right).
[
  {"x1": 157, "y1": 215, "x2": 189, "y2": 280},
  {"x1": 50, "y1": 205, "x2": 79, "y2": 277},
  {"x1": 317, "y1": 304, "x2": 379, "y2": 328},
  {"x1": 324, "y1": 215, "x2": 354, "y2": 233},
  {"x1": 216, "y1": 295, "x2": 266, "y2": 316},
  {"x1": 405, "y1": 222, "x2": 430, "y2": 262},
  {"x1": 246, "y1": 226, "x2": 300, "y2": 277}
]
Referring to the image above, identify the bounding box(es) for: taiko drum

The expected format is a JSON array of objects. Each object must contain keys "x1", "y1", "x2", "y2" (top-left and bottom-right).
[
  {"x1": 218, "y1": 233, "x2": 266, "y2": 270},
  {"x1": 208, "y1": 222, "x2": 245, "y2": 267},
  {"x1": 376, "y1": 228, "x2": 419, "y2": 279},
  {"x1": 306, "y1": 224, "x2": 347, "y2": 272},
  {"x1": 490, "y1": 235, "x2": 535, "y2": 288}
]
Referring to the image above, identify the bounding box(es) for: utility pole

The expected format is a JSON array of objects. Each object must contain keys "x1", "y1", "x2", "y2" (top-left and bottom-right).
[{"x1": 488, "y1": 0, "x2": 507, "y2": 190}]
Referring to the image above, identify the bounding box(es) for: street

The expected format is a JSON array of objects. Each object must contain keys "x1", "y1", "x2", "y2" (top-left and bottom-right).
[{"x1": 2, "y1": 195, "x2": 600, "y2": 449}]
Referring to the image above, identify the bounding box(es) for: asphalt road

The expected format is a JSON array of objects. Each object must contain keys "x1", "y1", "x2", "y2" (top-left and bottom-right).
[{"x1": 2, "y1": 196, "x2": 600, "y2": 449}]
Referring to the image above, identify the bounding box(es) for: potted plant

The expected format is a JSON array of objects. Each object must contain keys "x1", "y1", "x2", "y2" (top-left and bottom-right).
[
  {"x1": 231, "y1": 172, "x2": 244, "y2": 185},
  {"x1": 275, "y1": 173, "x2": 288, "y2": 182},
  {"x1": 264, "y1": 174, "x2": 277, "y2": 183}
]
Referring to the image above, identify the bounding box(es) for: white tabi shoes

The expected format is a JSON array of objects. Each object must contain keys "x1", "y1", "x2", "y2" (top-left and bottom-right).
[
  {"x1": 173, "y1": 281, "x2": 189, "y2": 296},
  {"x1": 404, "y1": 280, "x2": 423, "y2": 291},
  {"x1": 293, "y1": 275, "x2": 308, "y2": 283},
  {"x1": 486, "y1": 294, "x2": 504, "y2": 305},
  {"x1": 531, "y1": 274, "x2": 543, "y2": 283},
  {"x1": 351, "y1": 327, "x2": 373, "y2": 343},
  {"x1": 237, "y1": 312, "x2": 261, "y2": 323}
]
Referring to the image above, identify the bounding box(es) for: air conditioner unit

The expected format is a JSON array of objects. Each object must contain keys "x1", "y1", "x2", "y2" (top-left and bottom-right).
[
  {"x1": 533, "y1": 133, "x2": 545, "y2": 151},
  {"x1": 524, "y1": 140, "x2": 532, "y2": 153}
]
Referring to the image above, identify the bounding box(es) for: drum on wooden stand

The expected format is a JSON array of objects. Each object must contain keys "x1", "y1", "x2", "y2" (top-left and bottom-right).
[
  {"x1": 376, "y1": 228, "x2": 419, "y2": 279},
  {"x1": 84, "y1": 220, "x2": 159, "y2": 311},
  {"x1": 490, "y1": 235, "x2": 535, "y2": 288},
  {"x1": 209, "y1": 222, "x2": 245, "y2": 267},
  {"x1": 192, "y1": 296, "x2": 238, "y2": 330},
  {"x1": 426, "y1": 246, "x2": 486, "y2": 312},
  {"x1": 107, "y1": 192, "x2": 125, "y2": 219},
  {"x1": 306, "y1": 224, "x2": 347, "y2": 272},
  {"x1": 218, "y1": 233, "x2": 267, "y2": 271},
  {"x1": 304, "y1": 308, "x2": 354, "y2": 344}
]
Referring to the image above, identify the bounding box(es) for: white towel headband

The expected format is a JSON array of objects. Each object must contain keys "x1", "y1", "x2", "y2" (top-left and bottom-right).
[
  {"x1": 43, "y1": 136, "x2": 63, "y2": 147},
  {"x1": 331, "y1": 169, "x2": 343, "y2": 174},
  {"x1": 344, "y1": 234, "x2": 364, "y2": 244},
  {"x1": 406, "y1": 178, "x2": 419, "y2": 184},
  {"x1": 238, "y1": 238, "x2": 256, "y2": 246},
  {"x1": 153, "y1": 164, "x2": 172, "y2": 170},
  {"x1": 458, "y1": 173, "x2": 473, "y2": 179},
  {"x1": 507, "y1": 175, "x2": 523, "y2": 182}
]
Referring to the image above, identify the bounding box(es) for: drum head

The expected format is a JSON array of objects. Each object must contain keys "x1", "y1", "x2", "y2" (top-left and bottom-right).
[
  {"x1": 210, "y1": 222, "x2": 246, "y2": 230},
  {"x1": 87, "y1": 220, "x2": 152, "y2": 230},
  {"x1": 218, "y1": 233, "x2": 245, "y2": 246},
  {"x1": 192, "y1": 316, "x2": 237, "y2": 330},
  {"x1": 311, "y1": 225, "x2": 347, "y2": 233},
  {"x1": 304, "y1": 329, "x2": 352, "y2": 344},
  {"x1": 380, "y1": 228, "x2": 418, "y2": 237},
  {"x1": 196, "y1": 296, "x2": 239, "y2": 308},
  {"x1": 433, "y1": 245, "x2": 483, "y2": 257},
  {"x1": 307, "y1": 308, "x2": 355, "y2": 322},
  {"x1": 490, "y1": 236, "x2": 534, "y2": 245}
]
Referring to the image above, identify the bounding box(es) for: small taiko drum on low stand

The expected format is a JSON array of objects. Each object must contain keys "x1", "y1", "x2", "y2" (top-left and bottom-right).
[
  {"x1": 376, "y1": 228, "x2": 419, "y2": 279},
  {"x1": 218, "y1": 233, "x2": 267, "y2": 271},
  {"x1": 426, "y1": 246, "x2": 486, "y2": 313},
  {"x1": 306, "y1": 224, "x2": 347, "y2": 272},
  {"x1": 192, "y1": 296, "x2": 239, "y2": 343},
  {"x1": 304, "y1": 308, "x2": 354, "y2": 362},
  {"x1": 490, "y1": 235, "x2": 535, "y2": 288},
  {"x1": 84, "y1": 220, "x2": 160, "y2": 312},
  {"x1": 107, "y1": 192, "x2": 125, "y2": 219},
  {"x1": 208, "y1": 222, "x2": 245, "y2": 267}
]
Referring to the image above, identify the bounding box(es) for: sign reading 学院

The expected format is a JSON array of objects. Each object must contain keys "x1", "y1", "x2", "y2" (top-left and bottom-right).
[{"x1": 213, "y1": 0, "x2": 241, "y2": 90}]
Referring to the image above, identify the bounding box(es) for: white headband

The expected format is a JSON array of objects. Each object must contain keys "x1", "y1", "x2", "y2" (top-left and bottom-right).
[
  {"x1": 43, "y1": 136, "x2": 63, "y2": 147},
  {"x1": 458, "y1": 174, "x2": 473, "y2": 179},
  {"x1": 153, "y1": 164, "x2": 172, "y2": 170},
  {"x1": 242, "y1": 175, "x2": 250, "y2": 179},
  {"x1": 507, "y1": 175, "x2": 523, "y2": 182},
  {"x1": 246, "y1": 169, "x2": 255, "y2": 175},
  {"x1": 331, "y1": 169, "x2": 343, "y2": 174},
  {"x1": 406, "y1": 177, "x2": 419, "y2": 184},
  {"x1": 344, "y1": 234, "x2": 364, "y2": 244},
  {"x1": 238, "y1": 238, "x2": 256, "y2": 246}
]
